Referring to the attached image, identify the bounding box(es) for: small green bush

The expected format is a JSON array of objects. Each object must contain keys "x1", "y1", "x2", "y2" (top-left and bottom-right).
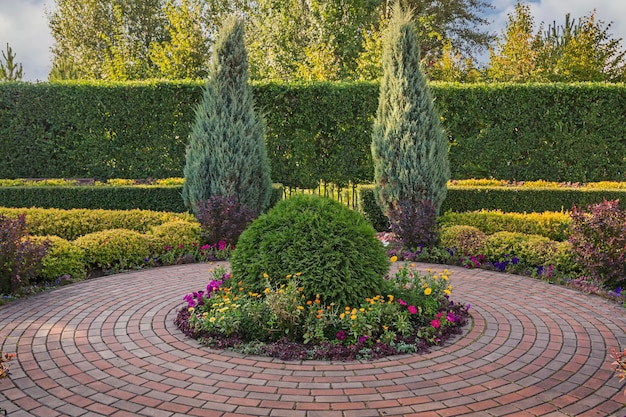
[
  {"x1": 231, "y1": 194, "x2": 390, "y2": 309},
  {"x1": 482, "y1": 231, "x2": 559, "y2": 267},
  {"x1": 357, "y1": 184, "x2": 389, "y2": 231},
  {"x1": 439, "y1": 225, "x2": 487, "y2": 255},
  {"x1": 148, "y1": 220, "x2": 201, "y2": 255},
  {"x1": 438, "y1": 210, "x2": 571, "y2": 241},
  {"x1": 74, "y1": 229, "x2": 154, "y2": 271},
  {"x1": 0, "y1": 207, "x2": 192, "y2": 240},
  {"x1": 30, "y1": 235, "x2": 86, "y2": 281}
]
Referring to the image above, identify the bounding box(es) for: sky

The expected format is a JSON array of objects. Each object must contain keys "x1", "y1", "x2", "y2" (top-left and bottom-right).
[{"x1": 0, "y1": 0, "x2": 625, "y2": 82}]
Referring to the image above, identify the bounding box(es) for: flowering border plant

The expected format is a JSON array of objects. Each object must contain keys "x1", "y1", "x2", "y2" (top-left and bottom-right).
[{"x1": 176, "y1": 261, "x2": 470, "y2": 361}]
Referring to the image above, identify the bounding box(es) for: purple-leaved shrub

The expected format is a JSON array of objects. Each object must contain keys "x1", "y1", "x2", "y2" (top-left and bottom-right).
[
  {"x1": 388, "y1": 199, "x2": 438, "y2": 250},
  {"x1": 196, "y1": 195, "x2": 257, "y2": 247},
  {"x1": 0, "y1": 214, "x2": 49, "y2": 294},
  {"x1": 569, "y1": 199, "x2": 626, "y2": 289}
]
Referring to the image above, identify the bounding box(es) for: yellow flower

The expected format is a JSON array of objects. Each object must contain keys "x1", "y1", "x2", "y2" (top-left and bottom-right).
[
  {"x1": 202, "y1": 312, "x2": 208, "y2": 319},
  {"x1": 383, "y1": 325, "x2": 389, "y2": 331},
  {"x1": 296, "y1": 272, "x2": 303, "y2": 276},
  {"x1": 340, "y1": 313, "x2": 345, "y2": 319},
  {"x1": 345, "y1": 306, "x2": 351, "y2": 311},
  {"x1": 390, "y1": 256, "x2": 398, "y2": 263},
  {"x1": 297, "y1": 306, "x2": 304, "y2": 311},
  {"x1": 424, "y1": 287, "x2": 432, "y2": 295},
  {"x1": 359, "y1": 308, "x2": 365, "y2": 313},
  {"x1": 209, "y1": 316, "x2": 216, "y2": 323},
  {"x1": 263, "y1": 272, "x2": 269, "y2": 279},
  {"x1": 286, "y1": 274, "x2": 292, "y2": 279},
  {"x1": 263, "y1": 288, "x2": 271, "y2": 294},
  {"x1": 188, "y1": 307, "x2": 194, "y2": 313},
  {"x1": 351, "y1": 314, "x2": 357, "y2": 320},
  {"x1": 387, "y1": 294, "x2": 394, "y2": 302},
  {"x1": 444, "y1": 289, "x2": 451, "y2": 296}
]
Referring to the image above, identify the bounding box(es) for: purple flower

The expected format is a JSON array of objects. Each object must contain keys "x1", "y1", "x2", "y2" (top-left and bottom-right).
[
  {"x1": 183, "y1": 293, "x2": 197, "y2": 308},
  {"x1": 358, "y1": 335, "x2": 369, "y2": 344},
  {"x1": 615, "y1": 287, "x2": 623, "y2": 296},
  {"x1": 537, "y1": 265, "x2": 544, "y2": 275},
  {"x1": 200, "y1": 244, "x2": 211, "y2": 251},
  {"x1": 511, "y1": 256, "x2": 520, "y2": 265},
  {"x1": 446, "y1": 312, "x2": 457, "y2": 323},
  {"x1": 193, "y1": 291, "x2": 205, "y2": 306},
  {"x1": 466, "y1": 303, "x2": 471, "y2": 311},
  {"x1": 218, "y1": 241, "x2": 228, "y2": 251},
  {"x1": 336, "y1": 330, "x2": 346, "y2": 341},
  {"x1": 164, "y1": 245, "x2": 172, "y2": 251}
]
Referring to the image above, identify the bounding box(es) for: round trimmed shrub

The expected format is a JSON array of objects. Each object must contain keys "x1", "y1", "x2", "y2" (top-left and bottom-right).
[
  {"x1": 439, "y1": 225, "x2": 487, "y2": 255},
  {"x1": 30, "y1": 235, "x2": 86, "y2": 281},
  {"x1": 74, "y1": 229, "x2": 153, "y2": 271},
  {"x1": 231, "y1": 194, "x2": 390, "y2": 309},
  {"x1": 149, "y1": 220, "x2": 201, "y2": 254}
]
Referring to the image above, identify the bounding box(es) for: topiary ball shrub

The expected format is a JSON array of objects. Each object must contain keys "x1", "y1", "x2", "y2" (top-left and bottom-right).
[
  {"x1": 439, "y1": 225, "x2": 487, "y2": 255},
  {"x1": 231, "y1": 194, "x2": 390, "y2": 309}
]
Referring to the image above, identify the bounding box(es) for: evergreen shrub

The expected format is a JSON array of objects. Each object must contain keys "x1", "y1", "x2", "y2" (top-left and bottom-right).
[
  {"x1": 231, "y1": 194, "x2": 390, "y2": 309},
  {"x1": 439, "y1": 225, "x2": 487, "y2": 255},
  {"x1": 30, "y1": 235, "x2": 86, "y2": 281},
  {"x1": 148, "y1": 220, "x2": 201, "y2": 254},
  {"x1": 482, "y1": 231, "x2": 559, "y2": 268},
  {"x1": 438, "y1": 210, "x2": 572, "y2": 241},
  {"x1": 74, "y1": 229, "x2": 153, "y2": 271}
]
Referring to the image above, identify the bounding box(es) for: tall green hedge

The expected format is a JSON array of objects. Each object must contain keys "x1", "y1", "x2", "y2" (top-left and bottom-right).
[{"x1": 1, "y1": 81, "x2": 625, "y2": 185}]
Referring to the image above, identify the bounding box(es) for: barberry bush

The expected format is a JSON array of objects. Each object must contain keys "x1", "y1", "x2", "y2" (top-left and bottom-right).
[
  {"x1": 196, "y1": 195, "x2": 257, "y2": 246},
  {"x1": 569, "y1": 199, "x2": 626, "y2": 289},
  {"x1": 0, "y1": 214, "x2": 49, "y2": 294}
]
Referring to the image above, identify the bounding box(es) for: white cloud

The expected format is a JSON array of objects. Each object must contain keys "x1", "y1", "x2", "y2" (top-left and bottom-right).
[{"x1": 0, "y1": 0, "x2": 54, "y2": 82}]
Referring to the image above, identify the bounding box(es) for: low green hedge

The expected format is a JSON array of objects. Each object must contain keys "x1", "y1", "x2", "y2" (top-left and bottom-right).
[
  {"x1": 0, "y1": 183, "x2": 284, "y2": 213},
  {"x1": 356, "y1": 184, "x2": 626, "y2": 231}
]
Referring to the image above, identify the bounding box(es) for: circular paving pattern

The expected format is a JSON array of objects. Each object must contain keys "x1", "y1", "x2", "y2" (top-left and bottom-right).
[{"x1": 1, "y1": 262, "x2": 625, "y2": 416}]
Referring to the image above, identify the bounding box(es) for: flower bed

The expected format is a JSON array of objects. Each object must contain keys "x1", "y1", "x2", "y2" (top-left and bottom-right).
[{"x1": 176, "y1": 262, "x2": 470, "y2": 361}]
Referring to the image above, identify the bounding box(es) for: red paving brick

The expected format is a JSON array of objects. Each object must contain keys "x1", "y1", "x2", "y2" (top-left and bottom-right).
[{"x1": 1, "y1": 261, "x2": 625, "y2": 416}]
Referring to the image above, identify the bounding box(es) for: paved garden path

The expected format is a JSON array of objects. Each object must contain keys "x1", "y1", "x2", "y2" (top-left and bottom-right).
[{"x1": 1, "y1": 262, "x2": 625, "y2": 417}]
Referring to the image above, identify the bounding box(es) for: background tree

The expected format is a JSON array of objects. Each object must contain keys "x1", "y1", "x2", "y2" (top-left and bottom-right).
[
  {"x1": 536, "y1": 11, "x2": 626, "y2": 82},
  {"x1": 182, "y1": 15, "x2": 272, "y2": 217},
  {"x1": 0, "y1": 43, "x2": 24, "y2": 81},
  {"x1": 371, "y1": 7, "x2": 450, "y2": 247},
  {"x1": 487, "y1": 2, "x2": 626, "y2": 83},
  {"x1": 487, "y1": 1, "x2": 540, "y2": 82},
  {"x1": 150, "y1": 0, "x2": 211, "y2": 79},
  {"x1": 48, "y1": 0, "x2": 167, "y2": 80}
]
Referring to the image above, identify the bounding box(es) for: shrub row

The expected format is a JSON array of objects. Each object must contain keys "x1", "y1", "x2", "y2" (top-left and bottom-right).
[
  {"x1": 2, "y1": 82, "x2": 626, "y2": 185},
  {"x1": 0, "y1": 184, "x2": 284, "y2": 213},
  {"x1": 0, "y1": 207, "x2": 193, "y2": 240},
  {"x1": 356, "y1": 185, "x2": 626, "y2": 232}
]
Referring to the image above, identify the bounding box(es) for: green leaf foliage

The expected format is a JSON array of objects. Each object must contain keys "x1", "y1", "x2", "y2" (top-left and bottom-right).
[{"x1": 230, "y1": 194, "x2": 390, "y2": 309}]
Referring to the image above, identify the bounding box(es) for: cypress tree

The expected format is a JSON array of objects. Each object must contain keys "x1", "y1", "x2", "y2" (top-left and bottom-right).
[
  {"x1": 182, "y1": 15, "x2": 272, "y2": 216},
  {"x1": 371, "y1": 7, "x2": 450, "y2": 222}
]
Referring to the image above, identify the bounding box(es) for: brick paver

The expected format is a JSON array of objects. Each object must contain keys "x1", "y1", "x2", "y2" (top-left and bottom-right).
[{"x1": 1, "y1": 262, "x2": 625, "y2": 416}]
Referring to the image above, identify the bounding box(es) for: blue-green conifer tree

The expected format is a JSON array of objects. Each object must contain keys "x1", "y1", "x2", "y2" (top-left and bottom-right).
[
  {"x1": 371, "y1": 6, "x2": 450, "y2": 219},
  {"x1": 182, "y1": 15, "x2": 272, "y2": 216}
]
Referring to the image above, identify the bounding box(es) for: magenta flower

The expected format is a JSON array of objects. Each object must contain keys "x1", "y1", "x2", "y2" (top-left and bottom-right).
[
  {"x1": 398, "y1": 299, "x2": 407, "y2": 306},
  {"x1": 407, "y1": 305, "x2": 418, "y2": 314},
  {"x1": 336, "y1": 330, "x2": 346, "y2": 341},
  {"x1": 193, "y1": 291, "x2": 205, "y2": 306},
  {"x1": 447, "y1": 312, "x2": 457, "y2": 323},
  {"x1": 218, "y1": 241, "x2": 228, "y2": 251},
  {"x1": 358, "y1": 335, "x2": 369, "y2": 344},
  {"x1": 200, "y1": 244, "x2": 211, "y2": 251},
  {"x1": 436, "y1": 311, "x2": 444, "y2": 320},
  {"x1": 183, "y1": 293, "x2": 197, "y2": 308},
  {"x1": 431, "y1": 319, "x2": 441, "y2": 329}
]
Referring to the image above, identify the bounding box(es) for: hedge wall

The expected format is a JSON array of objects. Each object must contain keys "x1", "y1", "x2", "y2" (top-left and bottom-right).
[
  {"x1": 0, "y1": 184, "x2": 284, "y2": 213},
  {"x1": 1, "y1": 81, "x2": 625, "y2": 185}
]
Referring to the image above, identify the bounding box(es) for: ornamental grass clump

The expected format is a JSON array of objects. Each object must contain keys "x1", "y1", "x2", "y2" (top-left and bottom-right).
[
  {"x1": 177, "y1": 262, "x2": 469, "y2": 361},
  {"x1": 231, "y1": 194, "x2": 390, "y2": 309}
]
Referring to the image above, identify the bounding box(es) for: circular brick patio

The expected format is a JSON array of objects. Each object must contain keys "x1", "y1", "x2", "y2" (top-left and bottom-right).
[{"x1": 1, "y1": 262, "x2": 625, "y2": 416}]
